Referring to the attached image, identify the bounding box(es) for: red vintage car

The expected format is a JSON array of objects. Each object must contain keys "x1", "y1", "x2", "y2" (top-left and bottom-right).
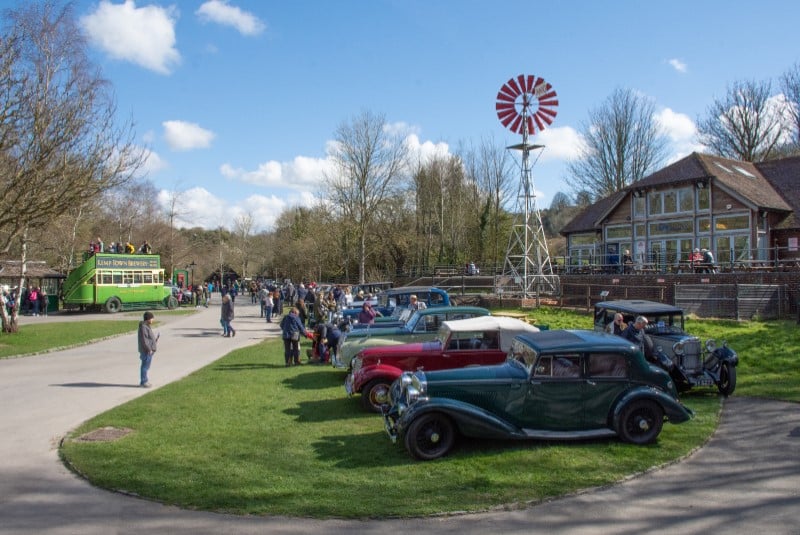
[{"x1": 345, "y1": 316, "x2": 540, "y2": 412}]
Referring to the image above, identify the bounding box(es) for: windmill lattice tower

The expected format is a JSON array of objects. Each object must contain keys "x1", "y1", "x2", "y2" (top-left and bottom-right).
[{"x1": 495, "y1": 75, "x2": 560, "y2": 299}]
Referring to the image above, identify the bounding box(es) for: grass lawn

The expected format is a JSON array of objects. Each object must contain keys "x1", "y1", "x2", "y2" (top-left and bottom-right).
[
  {"x1": 61, "y1": 335, "x2": 721, "y2": 518},
  {"x1": 0, "y1": 320, "x2": 140, "y2": 358},
  {"x1": 0, "y1": 308, "x2": 196, "y2": 359},
  {"x1": 58, "y1": 306, "x2": 800, "y2": 519}
]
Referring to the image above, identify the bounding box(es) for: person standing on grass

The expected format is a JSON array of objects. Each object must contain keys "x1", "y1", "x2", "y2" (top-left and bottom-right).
[
  {"x1": 221, "y1": 292, "x2": 236, "y2": 337},
  {"x1": 280, "y1": 307, "x2": 311, "y2": 366},
  {"x1": 137, "y1": 311, "x2": 159, "y2": 388}
]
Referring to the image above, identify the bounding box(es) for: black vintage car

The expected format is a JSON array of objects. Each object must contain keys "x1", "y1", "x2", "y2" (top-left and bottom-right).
[{"x1": 594, "y1": 299, "x2": 738, "y2": 396}]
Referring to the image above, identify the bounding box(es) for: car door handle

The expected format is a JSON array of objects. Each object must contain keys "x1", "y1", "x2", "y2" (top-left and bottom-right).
[{"x1": 586, "y1": 380, "x2": 596, "y2": 386}]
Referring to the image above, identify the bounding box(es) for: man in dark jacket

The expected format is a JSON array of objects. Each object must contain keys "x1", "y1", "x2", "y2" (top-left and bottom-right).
[{"x1": 280, "y1": 307, "x2": 312, "y2": 366}]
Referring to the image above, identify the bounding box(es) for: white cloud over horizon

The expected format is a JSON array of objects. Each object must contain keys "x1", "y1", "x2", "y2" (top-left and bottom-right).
[
  {"x1": 81, "y1": 0, "x2": 180, "y2": 75},
  {"x1": 163, "y1": 121, "x2": 216, "y2": 151},
  {"x1": 668, "y1": 58, "x2": 688, "y2": 73},
  {"x1": 159, "y1": 108, "x2": 709, "y2": 231},
  {"x1": 196, "y1": 0, "x2": 265, "y2": 36}
]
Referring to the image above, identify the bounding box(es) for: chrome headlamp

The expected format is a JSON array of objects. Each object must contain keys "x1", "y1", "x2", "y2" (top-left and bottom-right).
[
  {"x1": 351, "y1": 357, "x2": 362, "y2": 373},
  {"x1": 705, "y1": 339, "x2": 717, "y2": 352},
  {"x1": 673, "y1": 340, "x2": 685, "y2": 356}
]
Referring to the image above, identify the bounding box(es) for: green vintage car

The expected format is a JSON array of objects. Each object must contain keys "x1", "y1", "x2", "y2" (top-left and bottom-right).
[
  {"x1": 339, "y1": 306, "x2": 491, "y2": 368},
  {"x1": 384, "y1": 329, "x2": 694, "y2": 460}
]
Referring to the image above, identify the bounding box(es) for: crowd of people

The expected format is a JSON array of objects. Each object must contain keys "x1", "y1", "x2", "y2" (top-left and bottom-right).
[
  {"x1": 2, "y1": 284, "x2": 48, "y2": 317},
  {"x1": 87, "y1": 237, "x2": 153, "y2": 255}
]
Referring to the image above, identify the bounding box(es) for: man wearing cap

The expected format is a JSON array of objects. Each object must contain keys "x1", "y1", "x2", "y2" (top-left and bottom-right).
[{"x1": 137, "y1": 311, "x2": 159, "y2": 387}]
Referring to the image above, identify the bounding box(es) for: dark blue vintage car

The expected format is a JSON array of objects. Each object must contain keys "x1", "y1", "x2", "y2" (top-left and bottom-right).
[
  {"x1": 384, "y1": 329, "x2": 693, "y2": 460},
  {"x1": 593, "y1": 300, "x2": 738, "y2": 396}
]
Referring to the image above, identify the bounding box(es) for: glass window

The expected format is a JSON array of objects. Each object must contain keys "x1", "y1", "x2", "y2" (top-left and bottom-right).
[
  {"x1": 535, "y1": 354, "x2": 581, "y2": 378},
  {"x1": 100, "y1": 271, "x2": 112, "y2": 285},
  {"x1": 678, "y1": 188, "x2": 694, "y2": 212},
  {"x1": 649, "y1": 192, "x2": 662, "y2": 215},
  {"x1": 143, "y1": 272, "x2": 153, "y2": 284},
  {"x1": 715, "y1": 215, "x2": 749, "y2": 231},
  {"x1": 133, "y1": 272, "x2": 143, "y2": 284},
  {"x1": 112, "y1": 272, "x2": 122, "y2": 284},
  {"x1": 663, "y1": 191, "x2": 677, "y2": 213},
  {"x1": 588, "y1": 353, "x2": 627, "y2": 377},
  {"x1": 698, "y1": 218, "x2": 711, "y2": 233},
  {"x1": 649, "y1": 220, "x2": 693, "y2": 236},
  {"x1": 570, "y1": 233, "x2": 597, "y2": 246},
  {"x1": 606, "y1": 225, "x2": 631, "y2": 239},
  {"x1": 634, "y1": 224, "x2": 646, "y2": 237},
  {"x1": 123, "y1": 272, "x2": 134, "y2": 284},
  {"x1": 633, "y1": 196, "x2": 646, "y2": 217},
  {"x1": 698, "y1": 188, "x2": 710, "y2": 210}
]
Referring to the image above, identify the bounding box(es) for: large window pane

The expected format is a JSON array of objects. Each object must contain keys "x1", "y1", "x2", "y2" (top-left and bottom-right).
[
  {"x1": 664, "y1": 191, "x2": 677, "y2": 213},
  {"x1": 678, "y1": 188, "x2": 694, "y2": 212},
  {"x1": 649, "y1": 192, "x2": 662, "y2": 215}
]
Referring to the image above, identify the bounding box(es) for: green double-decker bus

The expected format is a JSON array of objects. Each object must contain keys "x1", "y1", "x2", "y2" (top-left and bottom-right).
[{"x1": 61, "y1": 253, "x2": 177, "y2": 313}]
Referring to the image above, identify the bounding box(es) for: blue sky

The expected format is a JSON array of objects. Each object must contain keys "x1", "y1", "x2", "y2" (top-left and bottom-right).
[{"x1": 5, "y1": 0, "x2": 800, "y2": 231}]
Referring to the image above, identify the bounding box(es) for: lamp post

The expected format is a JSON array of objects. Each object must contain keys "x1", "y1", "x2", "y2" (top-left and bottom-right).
[{"x1": 187, "y1": 261, "x2": 196, "y2": 288}]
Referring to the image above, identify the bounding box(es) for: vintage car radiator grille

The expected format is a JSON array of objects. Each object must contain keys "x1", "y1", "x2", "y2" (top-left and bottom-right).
[{"x1": 681, "y1": 339, "x2": 702, "y2": 372}]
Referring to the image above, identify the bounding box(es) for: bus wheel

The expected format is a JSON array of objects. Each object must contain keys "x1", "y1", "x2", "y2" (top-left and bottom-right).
[
  {"x1": 104, "y1": 296, "x2": 122, "y2": 313},
  {"x1": 166, "y1": 296, "x2": 179, "y2": 310}
]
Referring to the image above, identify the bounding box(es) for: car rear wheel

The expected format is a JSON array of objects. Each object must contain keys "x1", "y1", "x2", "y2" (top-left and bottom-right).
[
  {"x1": 717, "y1": 362, "x2": 737, "y2": 396},
  {"x1": 617, "y1": 400, "x2": 664, "y2": 445},
  {"x1": 404, "y1": 412, "x2": 455, "y2": 460},
  {"x1": 361, "y1": 378, "x2": 392, "y2": 413},
  {"x1": 104, "y1": 296, "x2": 122, "y2": 314}
]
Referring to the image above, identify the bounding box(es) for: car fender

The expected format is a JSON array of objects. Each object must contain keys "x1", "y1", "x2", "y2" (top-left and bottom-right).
[
  {"x1": 612, "y1": 386, "x2": 694, "y2": 428},
  {"x1": 353, "y1": 364, "x2": 404, "y2": 394},
  {"x1": 398, "y1": 397, "x2": 525, "y2": 441},
  {"x1": 714, "y1": 346, "x2": 739, "y2": 366}
]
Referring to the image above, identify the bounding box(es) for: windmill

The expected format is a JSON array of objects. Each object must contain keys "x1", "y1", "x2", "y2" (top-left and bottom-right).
[{"x1": 495, "y1": 74, "x2": 560, "y2": 299}]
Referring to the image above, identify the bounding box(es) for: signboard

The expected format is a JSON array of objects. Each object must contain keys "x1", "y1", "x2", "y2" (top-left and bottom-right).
[{"x1": 94, "y1": 254, "x2": 161, "y2": 270}]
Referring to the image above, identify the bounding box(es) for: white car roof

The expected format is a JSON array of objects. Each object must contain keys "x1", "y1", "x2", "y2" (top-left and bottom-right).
[{"x1": 441, "y1": 316, "x2": 540, "y2": 353}]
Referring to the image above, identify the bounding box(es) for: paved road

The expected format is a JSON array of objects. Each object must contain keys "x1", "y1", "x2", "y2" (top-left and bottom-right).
[{"x1": 1, "y1": 300, "x2": 799, "y2": 534}]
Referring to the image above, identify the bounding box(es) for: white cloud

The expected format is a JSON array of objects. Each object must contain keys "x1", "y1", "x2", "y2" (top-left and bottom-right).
[
  {"x1": 196, "y1": 1, "x2": 265, "y2": 36},
  {"x1": 81, "y1": 0, "x2": 180, "y2": 75},
  {"x1": 221, "y1": 156, "x2": 331, "y2": 189},
  {"x1": 655, "y1": 107, "x2": 704, "y2": 160},
  {"x1": 158, "y1": 187, "x2": 288, "y2": 232},
  {"x1": 535, "y1": 126, "x2": 583, "y2": 162},
  {"x1": 668, "y1": 58, "x2": 688, "y2": 73},
  {"x1": 163, "y1": 120, "x2": 215, "y2": 151},
  {"x1": 139, "y1": 148, "x2": 168, "y2": 177},
  {"x1": 405, "y1": 134, "x2": 451, "y2": 165}
]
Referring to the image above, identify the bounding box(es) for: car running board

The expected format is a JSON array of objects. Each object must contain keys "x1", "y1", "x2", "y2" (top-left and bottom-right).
[{"x1": 521, "y1": 428, "x2": 617, "y2": 440}]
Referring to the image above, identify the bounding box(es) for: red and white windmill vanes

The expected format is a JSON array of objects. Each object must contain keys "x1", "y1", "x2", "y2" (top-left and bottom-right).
[{"x1": 496, "y1": 74, "x2": 558, "y2": 135}]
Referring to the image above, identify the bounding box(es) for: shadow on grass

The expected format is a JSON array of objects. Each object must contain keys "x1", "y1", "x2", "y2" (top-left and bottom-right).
[
  {"x1": 284, "y1": 396, "x2": 375, "y2": 422},
  {"x1": 311, "y1": 430, "x2": 411, "y2": 468},
  {"x1": 281, "y1": 369, "x2": 346, "y2": 390}
]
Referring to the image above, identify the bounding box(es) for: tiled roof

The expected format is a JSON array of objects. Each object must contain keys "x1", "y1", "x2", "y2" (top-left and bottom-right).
[
  {"x1": 755, "y1": 156, "x2": 800, "y2": 229},
  {"x1": 0, "y1": 260, "x2": 64, "y2": 279},
  {"x1": 559, "y1": 190, "x2": 626, "y2": 235}
]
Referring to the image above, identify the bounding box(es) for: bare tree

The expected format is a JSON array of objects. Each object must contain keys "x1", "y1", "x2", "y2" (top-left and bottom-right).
[
  {"x1": 697, "y1": 79, "x2": 786, "y2": 162},
  {"x1": 780, "y1": 62, "x2": 800, "y2": 150},
  {"x1": 0, "y1": 2, "x2": 144, "y2": 332},
  {"x1": 324, "y1": 110, "x2": 408, "y2": 283},
  {"x1": 566, "y1": 88, "x2": 667, "y2": 199}
]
